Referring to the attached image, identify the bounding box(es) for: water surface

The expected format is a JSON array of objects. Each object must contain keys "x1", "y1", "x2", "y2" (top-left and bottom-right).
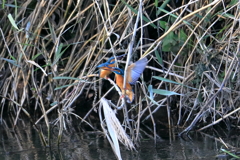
[{"x1": 0, "y1": 119, "x2": 238, "y2": 160}]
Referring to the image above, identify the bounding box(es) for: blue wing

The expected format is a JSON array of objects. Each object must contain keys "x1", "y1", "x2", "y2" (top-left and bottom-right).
[{"x1": 127, "y1": 57, "x2": 148, "y2": 85}]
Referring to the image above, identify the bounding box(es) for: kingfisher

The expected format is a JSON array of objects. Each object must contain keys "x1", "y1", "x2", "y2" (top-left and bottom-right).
[
  {"x1": 111, "y1": 57, "x2": 148, "y2": 103},
  {"x1": 97, "y1": 54, "x2": 126, "y2": 79}
]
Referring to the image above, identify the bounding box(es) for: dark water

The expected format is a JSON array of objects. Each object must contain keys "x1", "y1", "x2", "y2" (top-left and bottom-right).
[{"x1": 0, "y1": 119, "x2": 238, "y2": 160}]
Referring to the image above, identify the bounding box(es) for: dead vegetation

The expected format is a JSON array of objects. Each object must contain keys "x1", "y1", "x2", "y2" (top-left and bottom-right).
[{"x1": 0, "y1": 0, "x2": 239, "y2": 158}]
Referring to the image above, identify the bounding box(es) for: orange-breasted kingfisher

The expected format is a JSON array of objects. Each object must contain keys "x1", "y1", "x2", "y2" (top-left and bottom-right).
[
  {"x1": 97, "y1": 54, "x2": 126, "y2": 78},
  {"x1": 111, "y1": 57, "x2": 148, "y2": 103}
]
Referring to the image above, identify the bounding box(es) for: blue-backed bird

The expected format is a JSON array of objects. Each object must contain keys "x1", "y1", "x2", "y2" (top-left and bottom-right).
[
  {"x1": 97, "y1": 54, "x2": 126, "y2": 79},
  {"x1": 111, "y1": 57, "x2": 148, "y2": 103}
]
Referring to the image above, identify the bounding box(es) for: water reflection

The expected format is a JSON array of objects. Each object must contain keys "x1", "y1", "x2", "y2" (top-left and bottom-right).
[{"x1": 0, "y1": 119, "x2": 238, "y2": 160}]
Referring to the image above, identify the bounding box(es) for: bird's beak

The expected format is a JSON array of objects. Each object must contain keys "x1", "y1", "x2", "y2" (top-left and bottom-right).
[
  {"x1": 125, "y1": 93, "x2": 134, "y2": 103},
  {"x1": 126, "y1": 97, "x2": 132, "y2": 103}
]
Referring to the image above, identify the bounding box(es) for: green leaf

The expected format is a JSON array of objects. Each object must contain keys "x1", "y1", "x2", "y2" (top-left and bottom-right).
[
  {"x1": 179, "y1": 29, "x2": 187, "y2": 44},
  {"x1": 2, "y1": 0, "x2": 5, "y2": 8},
  {"x1": 157, "y1": 8, "x2": 192, "y2": 27},
  {"x1": 146, "y1": 95, "x2": 160, "y2": 105},
  {"x1": 9, "y1": 55, "x2": 17, "y2": 61},
  {"x1": 52, "y1": 43, "x2": 63, "y2": 66},
  {"x1": 162, "y1": 31, "x2": 177, "y2": 52},
  {"x1": 147, "y1": 85, "x2": 161, "y2": 105},
  {"x1": 222, "y1": 13, "x2": 235, "y2": 19},
  {"x1": 54, "y1": 83, "x2": 79, "y2": 90},
  {"x1": 154, "y1": 0, "x2": 158, "y2": 7},
  {"x1": 152, "y1": 89, "x2": 182, "y2": 96},
  {"x1": 221, "y1": 149, "x2": 240, "y2": 159},
  {"x1": 153, "y1": 76, "x2": 179, "y2": 84},
  {"x1": 228, "y1": 0, "x2": 238, "y2": 6},
  {"x1": 154, "y1": 50, "x2": 163, "y2": 65},
  {"x1": 148, "y1": 85, "x2": 153, "y2": 99},
  {"x1": 52, "y1": 43, "x2": 71, "y2": 66},
  {"x1": 0, "y1": 58, "x2": 20, "y2": 67},
  {"x1": 153, "y1": 76, "x2": 197, "y2": 90},
  {"x1": 156, "y1": 0, "x2": 170, "y2": 16},
  {"x1": 50, "y1": 101, "x2": 58, "y2": 106},
  {"x1": 159, "y1": 20, "x2": 167, "y2": 29},
  {"x1": 7, "y1": 14, "x2": 19, "y2": 30},
  {"x1": 32, "y1": 53, "x2": 43, "y2": 60},
  {"x1": 53, "y1": 76, "x2": 88, "y2": 82}
]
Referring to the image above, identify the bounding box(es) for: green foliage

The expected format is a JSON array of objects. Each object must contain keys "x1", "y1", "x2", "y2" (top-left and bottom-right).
[
  {"x1": 155, "y1": 0, "x2": 170, "y2": 16},
  {"x1": 147, "y1": 85, "x2": 161, "y2": 105},
  {"x1": 154, "y1": 50, "x2": 163, "y2": 65},
  {"x1": 2, "y1": 0, "x2": 5, "y2": 8},
  {"x1": 7, "y1": 14, "x2": 19, "y2": 30},
  {"x1": 54, "y1": 82, "x2": 78, "y2": 90},
  {"x1": 162, "y1": 31, "x2": 178, "y2": 52},
  {"x1": 1, "y1": 57, "x2": 20, "y2": 67},
  {"x1": 161, "y1": 26, "x2": 190, "y2": 52},
  {"x1": 148, "y1": 85, "x2": 153, "y2": 99},
  {"x1": 53, "y1": 76, "x2": 88, "y2": 81},
  {"x1": 221, "y1": 149, "x2": 240, "y2": 159},
  {"x1": 228, "y1": 0, "x2": 238, "y2": 6},
  {"x1": 32, "y1": 53, "x2": 43, "y2": 61},
  {"x1": 153, "y1": 76, "x2": 196, "y2": 90},
  {"x1": 156, "y1": 8, "x2": 192, "y2": 52},
  {"x1": 149, "y1": 76, "x2": 182, "y2": 97},
  {"x1": 53, "y1": 76, "x2": 89, "y2": 90},
  {"x1": 152, "y1": 89, "x2": 181, "y2": 96}
]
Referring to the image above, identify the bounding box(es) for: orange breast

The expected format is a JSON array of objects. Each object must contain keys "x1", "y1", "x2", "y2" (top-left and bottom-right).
[
  {"x1": 115, "y1": 74, "x2": 134, "y2": 103},
  {"x1": 99, "y1": 67, "x2": 112, "y2": 78},
  {"x1": 99, "y1": 61, "x2": 115, "y2": 78}
]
